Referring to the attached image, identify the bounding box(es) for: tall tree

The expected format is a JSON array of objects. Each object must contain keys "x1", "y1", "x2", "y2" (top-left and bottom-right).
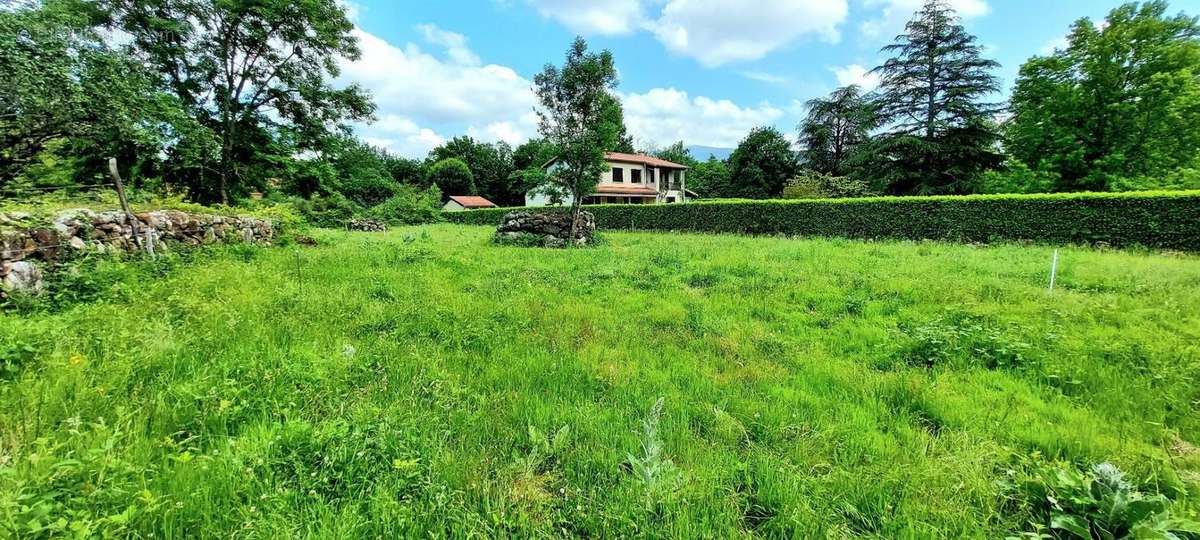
[
  {"x1": 869, "y1": 0, "x2": 1002, "y2": 194},
  {"x1": 101, "y1": 0, "x2": 375, "y2": 203},
  {"x1": 726, "y1": 127, "x2": 797, "y2": 198},
  {"x1": 1007, "y1": 1, "x2": 1200, "y2": 192},
  {"x1": 654, "y1": 141, "x2": 699, "y2": 168},
  {"x1": 598, "y1": 94, "x2": 635, "y2": 153},
  {"x1": 533, "y1": 37, "x2": 618, "y2": 240},
  {"x1": 798, "y1": 85, "x2": 876, "y2": 176},
  {"x1": 0, "y1": 0, "x2": 181, "y2": 188}
]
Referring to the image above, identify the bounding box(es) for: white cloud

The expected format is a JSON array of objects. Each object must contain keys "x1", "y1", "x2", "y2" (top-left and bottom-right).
[
  {"x1": 740, "y1": 71, "x2": 792, "y2": 85},
  {"x1": 830, "y1": 63, "x2": 880, "y2": 90},
  {"x1": 1037, "y1": 35, "x2": 1069, "y2": 55},
  {"x1": 652, "y1": 0, "x2": 848, "y2": 67},
  {"x1": 339, "y1": 26, "x2": 538, "y2": 156},
  {"x1": 620, "y1": 87, "x2": 785, "y2": 148},
  {"x1": 416, "y1": 24, "x2": 481, "y2": 66},
  {"x1": 524, "y1": 0, "x2": 848, "y2": 67},
  {"x1": 860, "y1": 0, "x2": 990, "y2": 41},
  {"x1": 524, "y1": 0, "x2": 646, "y2": 35},
  {"x1": 362, "y1": 115, "x2": 447, "y2": 156}
]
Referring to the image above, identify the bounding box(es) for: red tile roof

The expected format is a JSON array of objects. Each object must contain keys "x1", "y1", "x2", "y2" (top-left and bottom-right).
[
  {"x1": 448, "y1": 195, "x2": 497, "y2": 208},
  {"x1": 604, "y1": 152, "x2": 689, "y2": 169},
  {"x1": 594, "y1": 184, "x2": 659, "y2": 196}
]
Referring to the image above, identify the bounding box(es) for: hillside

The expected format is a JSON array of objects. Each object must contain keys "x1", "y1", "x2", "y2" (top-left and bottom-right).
[{"x1": 1, "y1": 225, "x2": 1198, "y2": 537}]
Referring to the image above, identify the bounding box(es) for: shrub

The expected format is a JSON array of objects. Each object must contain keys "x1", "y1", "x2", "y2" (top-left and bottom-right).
[
  {"x1": 427, "y1": 158, "x2": 475, "y2": 197},
  {"x1": 783, "y1": 171, "x2": 875, "y2": 199},
  {"x1": 367, "y1": 185, "x2": 443, "y2": 225},
  {"x1": 445, "y1": 191, "x2": 1200, "y2": 250},
  {"x1": 1005, "y1": 459, "x2": 1200, "y2": 539},
  {"x1": 293, "y1": 192, "x2": 360, "y2": 228}
]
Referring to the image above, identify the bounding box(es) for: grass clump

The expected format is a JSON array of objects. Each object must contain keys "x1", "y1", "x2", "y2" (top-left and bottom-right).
[{"x1": 0, "y1": 224, "x2": 1198, "y2": 537}]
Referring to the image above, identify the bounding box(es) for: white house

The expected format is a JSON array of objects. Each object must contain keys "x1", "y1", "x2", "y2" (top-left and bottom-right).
[
  {"x1": 443, "y1": 195, "x2": 498, "y2": 212},
  {"x1": 526, "y1": 152, "x2": 691, "y2": 207}
]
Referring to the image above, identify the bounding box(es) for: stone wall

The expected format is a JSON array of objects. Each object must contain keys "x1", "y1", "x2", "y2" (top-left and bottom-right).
[
  {"x1": 1, "y1": 208, "x2": 274, "y2": 293},
  {"x1": 495, "y1": 210, "x2": 595, "y2": 248}
]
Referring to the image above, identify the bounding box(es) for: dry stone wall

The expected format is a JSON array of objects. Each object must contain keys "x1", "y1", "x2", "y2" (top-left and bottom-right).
[
  {"x1": 495, "y1": 210, "x2": 595, "y2": 247},
  {"x1": 1, "y1": 208, "x2": 274, "y2": 293}
]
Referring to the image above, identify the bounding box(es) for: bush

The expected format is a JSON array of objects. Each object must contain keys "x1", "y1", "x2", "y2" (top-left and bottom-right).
[
  {"x1": 366, "y1": 185, "x2": 443, "y2": 225},
  {"x1": 445, "y1": 191, "x2": 1200, "y2": 250},
  {"x1": 427, "y1": 158, "x2": 475, "y2": 197},
  {"x1": 783, "y1": 171, "x2": 875, "y2": 199},
  {"x1": 1006, "y1": 459, "x2": 1200, "y2": 539},
  {"x1": 293, "y1": 192, "x2": 360, "y2": 228}
]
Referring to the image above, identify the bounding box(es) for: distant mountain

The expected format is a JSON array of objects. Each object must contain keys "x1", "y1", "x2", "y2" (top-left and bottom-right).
[{"x1": 686, "y1": 145, "x2": 733, "y2": 161}]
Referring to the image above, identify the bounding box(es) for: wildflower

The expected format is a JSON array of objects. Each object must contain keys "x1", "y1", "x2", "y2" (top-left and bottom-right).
[{"x1": 68, "y1": 354, "x2": 85, "y2": 366}]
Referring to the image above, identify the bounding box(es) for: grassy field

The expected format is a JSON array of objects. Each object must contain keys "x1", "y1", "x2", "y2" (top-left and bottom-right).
[{"x1": 2, "y1": 224, "x2": 1198, "y2": 538}]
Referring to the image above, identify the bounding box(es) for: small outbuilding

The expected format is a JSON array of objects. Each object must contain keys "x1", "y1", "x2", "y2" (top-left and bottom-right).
[{"x1": 443, "y1": 195, "x2": 498, "y2": 212}]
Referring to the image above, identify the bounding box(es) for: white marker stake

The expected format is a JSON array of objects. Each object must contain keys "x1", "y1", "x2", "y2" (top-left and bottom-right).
[{"x1": 1048, "y1": 249, "x2": 1060, "y2": 293}]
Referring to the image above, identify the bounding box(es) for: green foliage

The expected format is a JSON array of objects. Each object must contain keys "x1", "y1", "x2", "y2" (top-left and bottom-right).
[
  {"x1": 598, "y1": 94, "x2": 636, "y2": 153},
  {"x1": 447, "y1": 191, "x2": 1200, "y2": 250},
  {"x1": 0, "y1": 0, "x2": 185, "y2": 187},
  {"x1": 653, "y1": 141, "x2": 699, "y2": 169},
  {"x1": 867, "y1": 0, "x2": 1003, "y2": 194},
  {"x1": 427, "y1": 158, "x2": 475, "y2": 197},
  {"x1": 2, "y1": 224, "x2": 1199, "y2": 536},
  {"x1": 895, "y1": 314, "x2": 1031, "y2": 370},
  {"x1": 1007, "y1": 459, "x2": 1200, "y2": 539},
  {"x1": 366, "y1": 185, "x2": 443, "y2": 225},
  {"x1": 1007, "y1": 1, "x2": 1200, "y2": 192},
  {"x1": 103, "y1": 0, "x2": 375, "y2": 203},
  {"x1": 687, "y1": 156, "x2": 731, "y2": 198},
  {"x1": 427, "y1": 136, "x2": 517, "y2": 205},
  {"x1": 798, "y1": 85, "x2": 877, "y2": 177},
  {"x1": 783, "y1": 171, "x2": 875, "y2": 199},
  {"x1": 534, "y1": 37, "x2": 618, "y2": 217},
  {"x1": 725, "y1": 126, "x2": 798, "y2": 199},
  {"x1": 293, "y1": 192, "x2": 360, "y2": 228},
  {"x1": 977, "y1": 160, "x2": 1062, "y2": 194}
]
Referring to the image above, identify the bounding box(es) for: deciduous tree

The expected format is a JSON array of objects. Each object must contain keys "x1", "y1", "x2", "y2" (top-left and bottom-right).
[
  {"x1": 726, "y1": 127, "x2": 797, "y2": 198},
  {"x1": 533, "y1": 37, "x2": 618, "y2": 239},
  {"x1": 1007, "y1": 1, "x2": 1200, "y2": 191},
  {"x1": 101, "y1": 0, "x2": 375, "y2": 203}
]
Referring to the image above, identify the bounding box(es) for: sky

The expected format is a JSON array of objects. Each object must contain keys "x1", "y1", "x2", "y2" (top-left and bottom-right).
[{"x1": 338, "y1": 0, "x2": 1200, "y2": 158}]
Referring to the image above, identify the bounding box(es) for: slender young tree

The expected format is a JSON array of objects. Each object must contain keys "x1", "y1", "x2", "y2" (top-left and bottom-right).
[
  {"x1": 798, "y1": 85, "x2": 876, "y2": 177},
  {"x1": 869, "y1": 0, "x2": 1002, "y2": 194},
  {"x1": 101, "y1": 0, "x2": 375, "y2": 203},
  {"x1": 533, "y1": 37, "x2": 618, "y2": 241}
]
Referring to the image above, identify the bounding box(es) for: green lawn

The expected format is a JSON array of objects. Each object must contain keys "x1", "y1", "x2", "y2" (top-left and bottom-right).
[{"x1": 2, "y1": 224, "x2": 1198, "y2": 538}]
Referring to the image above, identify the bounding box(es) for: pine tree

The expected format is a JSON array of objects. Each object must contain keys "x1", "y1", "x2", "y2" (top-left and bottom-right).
[
  {"x1": 869, "y1": 0, "x2": 1002, "y2": 194},
  {"x1": 798, "y1": 85, "x2": 876, "y2": 177}
]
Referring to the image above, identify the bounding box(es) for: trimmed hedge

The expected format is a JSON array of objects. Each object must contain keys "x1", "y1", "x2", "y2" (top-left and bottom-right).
[{"x1": 444, "y1": 191, "x2": 1200, "y2": 250}]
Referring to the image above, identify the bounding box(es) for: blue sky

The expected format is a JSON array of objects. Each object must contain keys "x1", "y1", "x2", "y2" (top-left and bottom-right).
[{"x1": 339, "y1": 0, "x2": 1200, "y2": 157}]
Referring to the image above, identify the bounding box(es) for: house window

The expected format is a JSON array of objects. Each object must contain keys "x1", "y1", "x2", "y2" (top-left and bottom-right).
[
  {"x1": 648, "y1": 169, "x2": 656, "y2": 183},
  {"x1": 632, "y1": 169, "x2": 642, "y2": 183},
  {"x1": 612, "y1": 167, "x2": 624, "y2": 182}
]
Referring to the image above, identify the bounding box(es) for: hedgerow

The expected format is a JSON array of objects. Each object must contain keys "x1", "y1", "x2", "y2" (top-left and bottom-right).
[{"x1": 444, "y1": 191, "x2": 1200, "y2": 250}]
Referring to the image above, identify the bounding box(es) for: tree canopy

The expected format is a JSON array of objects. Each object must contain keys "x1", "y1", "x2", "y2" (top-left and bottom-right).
[
  {"x1": 99, "y1": 0, "x2": 375, "y2": 203},
  {"x1": 533, "y1": 37, "x2": 618, "y2": 230},
  {"x1": 798, "y1": 85, "x2": 876, "y2": 177},
  {"x1": 1007, "y1": 1, "x2": 1200, "y2": 192},
  {"x1": 725, "y1": 127, "x2": 797, "y2": 199},
  {"x1": 867, "y1": 0, "x2": 1003, "y2": 194}
]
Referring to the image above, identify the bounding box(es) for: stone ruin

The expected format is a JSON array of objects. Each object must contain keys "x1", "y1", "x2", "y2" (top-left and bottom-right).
[
  {"x1": 495, "y1": 210, "x2": 596, "y2": 248},
  {"x1": 1, "y1": 208, "x2": 274, "y2": 294},
  {"x1": 348, "y1": 218, "x2": 387, "y2": 232}
]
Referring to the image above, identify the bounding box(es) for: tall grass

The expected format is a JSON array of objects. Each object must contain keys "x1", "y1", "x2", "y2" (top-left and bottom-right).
[{"x1": 1, "y1": 225, "x2": 1197, "y2": 537}]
